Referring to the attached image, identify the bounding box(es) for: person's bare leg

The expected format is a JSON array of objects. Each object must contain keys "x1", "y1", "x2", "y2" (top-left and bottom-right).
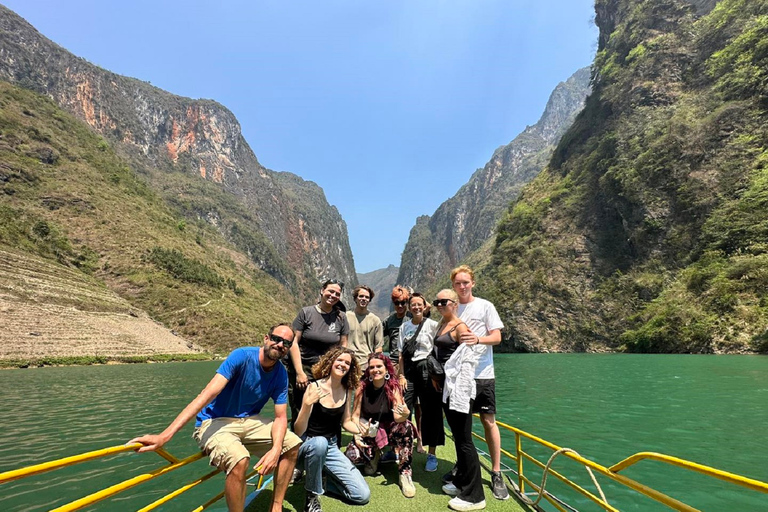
[
  {"x1": 481, "y1": 412, "x2": 501, "y2": 471},
  {"x1": 270, "y1": 446, "x2": 299, "y2": 512},
  {"x1": 225, "y1": 458, "x2": 249, "y2": 512}
]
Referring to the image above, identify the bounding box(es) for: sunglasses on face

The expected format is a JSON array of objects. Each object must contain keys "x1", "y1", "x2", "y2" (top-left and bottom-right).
[
  {"x1": 269, "y1": 334, "x2": 293, "y2": 349},
  {"x1": 393, "y1": 300, "x2": 408, "y2": 307},
  {"x1": 432, "y1": 298, "x2": 455, "y2": 307}
]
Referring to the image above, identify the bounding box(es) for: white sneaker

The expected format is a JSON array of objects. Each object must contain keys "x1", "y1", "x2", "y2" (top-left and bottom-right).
[
  {"x1": 442, "y1": 482, "x2": 460, "y2": 496},
  {"x1": 448, "y1": 497, "x2": 486, "y2": 511},
  {"x1": 399, "y1": 472, "x2": 416, "y2": 498}
]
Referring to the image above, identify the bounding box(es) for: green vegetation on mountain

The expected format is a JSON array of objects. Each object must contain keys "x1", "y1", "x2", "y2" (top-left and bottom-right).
[
  {"x1": 0, "y1": 82, "x2": 297, "y2": 355},
  {"x1": 482, "y1": 0, "x2": 768, "y2": 353}
]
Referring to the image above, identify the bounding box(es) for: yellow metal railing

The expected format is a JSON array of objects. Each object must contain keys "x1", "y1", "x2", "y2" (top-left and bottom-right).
[
  {"x1": 471, "y1": 415, "x2": 768, "y2": 512},
  {"x1": 0, "y1": 443, "x2": 269, "y2": 511}
]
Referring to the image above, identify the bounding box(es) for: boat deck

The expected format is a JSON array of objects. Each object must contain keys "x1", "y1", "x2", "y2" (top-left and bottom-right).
[{"x1": 245, "y1": 439, "x2": 532, "y2": 512}]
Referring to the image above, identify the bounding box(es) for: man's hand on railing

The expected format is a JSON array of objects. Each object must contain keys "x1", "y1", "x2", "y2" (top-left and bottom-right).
[{"x1": 128, "y1": 433, "x2": 169, "y2": 453}]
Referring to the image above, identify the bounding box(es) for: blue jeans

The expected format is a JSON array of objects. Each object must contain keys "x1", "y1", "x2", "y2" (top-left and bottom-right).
[{"x1": 298, "y1": 435, "x2": 370, "y2": 505}]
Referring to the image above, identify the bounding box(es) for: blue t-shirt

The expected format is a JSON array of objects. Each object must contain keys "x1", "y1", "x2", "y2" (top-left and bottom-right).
[{"x1": 195, "y1": 347, "x2": 289, "y2": 426}]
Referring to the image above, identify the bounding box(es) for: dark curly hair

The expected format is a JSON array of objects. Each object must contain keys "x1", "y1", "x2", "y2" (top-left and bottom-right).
[
  {"x1": 311, "y1": 346, "x2": 360, "y2": 391},
  {"x1": 359, "y1": 353, "x2": 400, "y2": 407}
]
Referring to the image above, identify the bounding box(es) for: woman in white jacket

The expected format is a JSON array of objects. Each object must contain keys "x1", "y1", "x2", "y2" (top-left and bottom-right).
[{"x1": 433, "y1": 289, "x2": 486, "y2": 511}]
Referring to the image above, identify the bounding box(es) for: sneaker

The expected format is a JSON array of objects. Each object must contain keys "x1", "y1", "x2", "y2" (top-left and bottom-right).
[
  {"x1": 442, "y1": 482, "x2": 460, "y2": 496},
  {"x1": 448, "y1": 497, "x2": 486, "y2": 511},
  {"x1": 304, "y1": 492, "x2": 322, "y2": 512},
  {"x1": 399, "y1": 471, "x2": 416, "y2": 498},
  {"x1": 442, "y1": 465, "x2": 457, "y2": 483},
  {"x1": 292, "y1": 468, "x2": 304, "y2": 483},
  {"x1": 490, "y1": 471, "x2": 509, "y2": 500},
  {"x1": 363, "y1": 450, "x2": 381, "y2": 476},
  {"x1": 425, "y1": 453, "x2": 438, "y2": 472},
  {"x1": 381, "y1": 449, "x2": 397, "y2": 464}
]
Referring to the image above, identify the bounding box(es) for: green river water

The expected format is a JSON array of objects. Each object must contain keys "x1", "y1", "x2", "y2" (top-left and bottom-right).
[{"x1": 0, "y1": 354, "x2": 766, "y2": 511}]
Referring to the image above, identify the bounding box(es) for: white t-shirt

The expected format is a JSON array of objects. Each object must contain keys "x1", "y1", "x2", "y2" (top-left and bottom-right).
[
  {"x1": 457, "y1": 297, "x2": 504, "y2": 379},
  {"x1": 397, "y1": 318, "x2": 438, "y2": 362}
]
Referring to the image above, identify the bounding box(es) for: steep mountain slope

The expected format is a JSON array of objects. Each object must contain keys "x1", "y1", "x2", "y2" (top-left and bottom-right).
[
  {"x1": 0, "y1": 82, "x2": 296, "y2": 357},
  {"x1": 483, "y1": 0, "x2": 768, "y2": 353},
  {"x1": 398, "y1": 68, "x2": 591, "y2": 291},
  {"x1": 0, "y1": 5, "x2": 357, "y2": 302}
]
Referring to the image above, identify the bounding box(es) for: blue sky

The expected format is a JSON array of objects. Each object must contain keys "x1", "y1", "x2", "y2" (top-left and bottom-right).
[{"x1": 5, "y1": 0, "x2": 598, "y2": 273}]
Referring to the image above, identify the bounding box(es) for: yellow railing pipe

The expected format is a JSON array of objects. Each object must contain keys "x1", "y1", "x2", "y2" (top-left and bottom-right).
[
  {"x1": 49, "y1": 452, "x2": 205, "y2": 512},
  {"x1": 610, "y1": 452, "x2": 768, "y2": 494},
  {"x1": 488, "y1": 417, "x2": 701, "y2": 512},
  {"x1": 0, "y1": 443, "x2": 142, "y2": 484},
  {"x1": 136, "y1": 468, "x2": 220, "y2": 512},
  {"x1": 519, "y1": 451, "x2": 620, "y2": 512},
  {"x1": 190, "y1": 468, "x2": 259, "y2": 511}
]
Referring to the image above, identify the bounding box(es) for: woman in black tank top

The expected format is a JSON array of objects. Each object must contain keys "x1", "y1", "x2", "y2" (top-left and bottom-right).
[
  {"x1": 294, "y1": 347, "x2": 370, "y2": 511},
  {"x1": 345, "y1": 353, "x2": 417, "y2": 498},
  {"x1": 434, "y1": 288, "x2": 485, "y2": 507}
]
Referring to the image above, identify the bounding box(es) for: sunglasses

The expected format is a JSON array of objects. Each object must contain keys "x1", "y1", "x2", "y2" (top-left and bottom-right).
[
  {"x1": 393, "y1": 300, "x2": 408, "y2": 307},
  {"x1": 432, "y1": 298, "x2": 455, "y2": 307},
  {"x1": 269, "y1": 334, "x2": 293, "y2": 349},
  {"x1": 322, "y1": 279, "x2": 345, "y2": 290}
]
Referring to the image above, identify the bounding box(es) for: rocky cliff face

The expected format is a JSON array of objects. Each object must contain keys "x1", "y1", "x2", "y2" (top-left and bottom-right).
[
  {"x1": 0, "y1": 5, "x2": 356, "y2": 299},
  {"x1": 485, "y1": 0, "x2": 768, "y2": 353},
  {"x1": 397, "y1": 67, "x2": 591, "y2": 291}
]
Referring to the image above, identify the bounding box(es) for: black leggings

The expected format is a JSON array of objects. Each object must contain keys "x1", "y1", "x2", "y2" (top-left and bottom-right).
[
  {"x1": 444, "y1": 399, "x2": 484, "y2": 503},
  {"x1": 404, "y1": 361, "x2": 445, "y2": 447}
]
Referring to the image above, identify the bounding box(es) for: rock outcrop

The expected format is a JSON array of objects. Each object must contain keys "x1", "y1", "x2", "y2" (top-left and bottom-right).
[
  {"x1": 0, "y1": 5, "x2": 356, "y2": 300},
  {"x1": 398, "y1": 67, "x2": 591, "y2": 291}
]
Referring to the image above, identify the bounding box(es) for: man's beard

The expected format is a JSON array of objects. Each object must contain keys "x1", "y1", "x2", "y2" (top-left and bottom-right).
[{"x1": 265, "y1": 345, "x2": 284, "y2": 361}]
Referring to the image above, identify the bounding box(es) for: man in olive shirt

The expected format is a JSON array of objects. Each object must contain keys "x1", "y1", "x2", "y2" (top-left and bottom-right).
[{"x1": 346, "y1": 285, "x2": 384, "y2": 369}]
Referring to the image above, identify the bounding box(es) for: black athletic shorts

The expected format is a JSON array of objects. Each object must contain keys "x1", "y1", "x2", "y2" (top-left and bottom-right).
[{"x1": 472, "y1": 378, "x2": 496, "y2": 414}]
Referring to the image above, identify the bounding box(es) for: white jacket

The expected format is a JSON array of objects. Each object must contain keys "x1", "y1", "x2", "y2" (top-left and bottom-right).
[{"x1": 442, "y1": 343, "x2": 480, "y2": 413}]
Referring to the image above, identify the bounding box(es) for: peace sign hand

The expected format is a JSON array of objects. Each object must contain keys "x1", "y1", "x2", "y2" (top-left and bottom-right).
[{"x1": 303, "y1": 382, "x2": 329, "y2": 406}]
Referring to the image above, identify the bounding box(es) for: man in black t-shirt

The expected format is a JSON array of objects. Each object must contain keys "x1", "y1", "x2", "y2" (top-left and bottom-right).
[{"x1": 381, "y1": 285, "x2": 411, "y2": 374}]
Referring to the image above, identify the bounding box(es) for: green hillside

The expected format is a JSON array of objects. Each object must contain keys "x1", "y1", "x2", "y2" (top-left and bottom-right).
[
  {"x1": 0, "y1": 82, "x2": 298, "y2": 358},
  {"x1": 482, "y1": 0, "x2": 768, "y2": 353}
]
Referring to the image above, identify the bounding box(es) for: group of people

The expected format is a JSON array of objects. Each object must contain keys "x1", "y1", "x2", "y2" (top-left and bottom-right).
[{"x1": 130, "y1": 265, "x2": 506, "y2": 512}]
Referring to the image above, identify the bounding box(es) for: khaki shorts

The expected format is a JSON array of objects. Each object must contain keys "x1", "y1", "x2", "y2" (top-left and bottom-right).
[{"x1": 193, "y1": 416, "x2": 302, "y2": 474}]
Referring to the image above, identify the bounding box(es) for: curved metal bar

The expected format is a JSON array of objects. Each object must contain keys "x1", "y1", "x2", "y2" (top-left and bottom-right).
[{"x1": 610, "y1": 452, "x2": 768, "y2": 494}]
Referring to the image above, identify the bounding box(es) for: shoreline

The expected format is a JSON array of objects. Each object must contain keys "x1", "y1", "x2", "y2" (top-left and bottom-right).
[{"x1": 0, "y1": 353, "x2": 217, "y2": 369}]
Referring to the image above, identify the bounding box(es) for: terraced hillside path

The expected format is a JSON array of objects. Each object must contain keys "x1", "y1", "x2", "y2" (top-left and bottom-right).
[{"x1": 0, "y1": 246, "x2": 199, "y2": 360}]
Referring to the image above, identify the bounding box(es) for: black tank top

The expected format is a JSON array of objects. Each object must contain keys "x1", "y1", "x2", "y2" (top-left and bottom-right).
[
  {"x1": 305, "y1": 397, "x2": 346, "y2": 438},
  {"x1": 434, "y1": 324, "x2": 461, "y2": 365},
  {"x1": 361, "y1": 384, "x2": 394, "y2": 425}
]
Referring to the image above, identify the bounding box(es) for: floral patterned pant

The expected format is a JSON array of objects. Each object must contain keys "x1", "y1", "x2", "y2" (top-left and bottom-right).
[{"x1": 345, "y1": 420, "x2": 415, "y2": 474}]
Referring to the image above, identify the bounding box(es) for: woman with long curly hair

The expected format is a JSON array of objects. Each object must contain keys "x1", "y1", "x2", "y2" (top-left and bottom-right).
[
  {"x1": 294, "y1": 346, "x2": 370, "y2": 512},
  {"x1": 345, "y1": 353, "x2": 416, "y2": 498}
]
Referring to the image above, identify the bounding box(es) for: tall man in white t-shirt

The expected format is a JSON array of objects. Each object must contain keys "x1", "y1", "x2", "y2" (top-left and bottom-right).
[{"x1": 449, "y1": 264, "x2": 509, "y2": 501}]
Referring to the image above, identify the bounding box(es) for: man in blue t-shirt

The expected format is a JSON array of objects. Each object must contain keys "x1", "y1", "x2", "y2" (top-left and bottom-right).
[{"x1": 130, "y1": 323, "x2": 301, "y2": 512}]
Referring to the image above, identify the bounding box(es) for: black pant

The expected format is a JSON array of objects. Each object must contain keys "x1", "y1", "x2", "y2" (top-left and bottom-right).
[
  {"x1": 444, "y1": 399, "x2": 484, "y2": 503},
  {"x1": 403, "y1": 360, "x2": 445, "y2": 447}
]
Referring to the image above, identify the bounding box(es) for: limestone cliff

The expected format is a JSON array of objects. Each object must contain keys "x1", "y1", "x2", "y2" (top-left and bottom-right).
[
  {"x1": 0, "y1": 5, "x2": 356, "y2": 300},
  {"x1": 485, "y1": 0, "x2": 768, "y2": 353},
  {"x1": 397, "y1": 67, "x2": 591, "y2": 291}
]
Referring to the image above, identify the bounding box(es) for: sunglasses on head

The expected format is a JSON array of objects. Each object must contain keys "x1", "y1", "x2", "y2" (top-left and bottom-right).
[
  {"x1": 393, "y1": 300, "x2": 408, "y2": 307},
  {"x1": 269, "y1": 333, "x2": 293, "y2": 348},
  {"x1": 323, "y1": 278, "x2": 344, "y2": 287},
  {"x1": 432, "y1": 298, "x2": 455, "y2": 307}
]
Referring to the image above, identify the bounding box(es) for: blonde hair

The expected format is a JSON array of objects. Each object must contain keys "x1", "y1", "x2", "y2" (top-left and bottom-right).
[
  {"x1": 436, "y1": 288, "x2": 458, "y2": 302},
  {"x1": 450, "y1": 265, "x2": 475, "y2": 282}
]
